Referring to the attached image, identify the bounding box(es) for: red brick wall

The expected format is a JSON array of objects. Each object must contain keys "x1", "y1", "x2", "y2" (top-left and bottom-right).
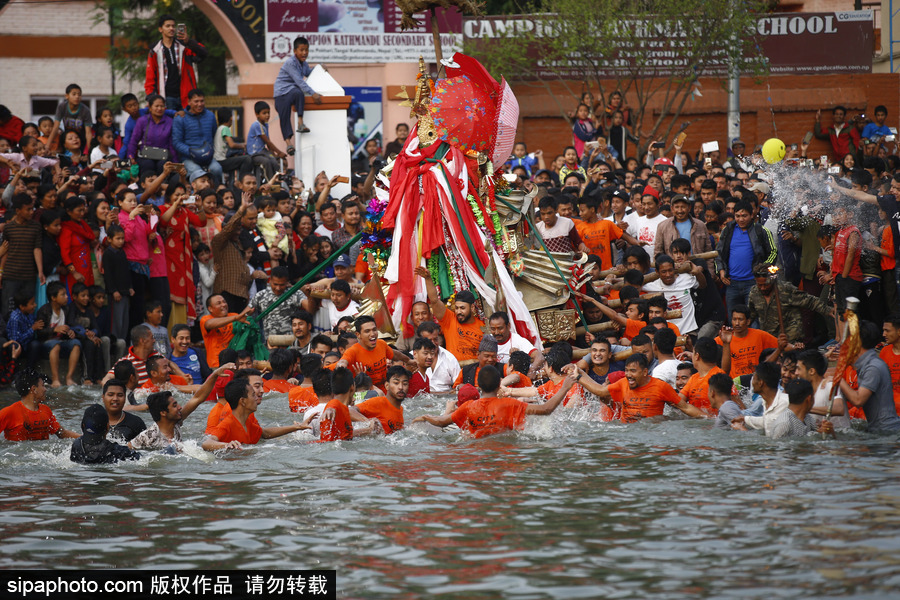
[{"x1": 512, "y1": 73, "x2": 900, "y2": 162}]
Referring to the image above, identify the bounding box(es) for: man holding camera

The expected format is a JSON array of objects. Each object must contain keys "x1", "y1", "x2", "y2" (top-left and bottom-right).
[
  {"x1": 814, "y1": 106, "x2": 852, "y2": 162},
  {"x1": 145, "y1": 14, "x2": 207, "y2": 111}
]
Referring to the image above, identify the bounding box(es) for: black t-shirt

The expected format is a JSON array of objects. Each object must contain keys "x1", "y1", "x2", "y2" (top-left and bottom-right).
[
  {"x1": 877, "y1": 194, "x2": 900, "y2": 261},
  {"x1": 109, "y1": 412, "x2": 147, "y2": 443},
  {"x1": 163, "y1": 44, "x2": 181, "y2": 99},
  {"x1": 690, "y1": 258, "x2": 727, "y2": 324}
]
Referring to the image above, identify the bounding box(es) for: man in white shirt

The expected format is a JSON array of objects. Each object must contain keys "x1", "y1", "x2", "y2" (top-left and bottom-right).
[
  {"x1": 635, "y1": 186, "x2": 668, "y2": 249},
  {"x1": 650, "y1": 327, "x2": 680, "y2": 388},
  {"x1": 733, "y1": 362, "x2": 787, "y2": 436},
  {"x1": 418, "y1": 321, "x2": 460, "y2": 393},
  {"x1": 487, "y1": 311, "x2": 542, "y2": 372},
  {"x1": 307, "y1": 279, "x2": 359, "y2": 333},
  {"x1": 643, "y1": 254, "x2": 705, "y2": 335}
]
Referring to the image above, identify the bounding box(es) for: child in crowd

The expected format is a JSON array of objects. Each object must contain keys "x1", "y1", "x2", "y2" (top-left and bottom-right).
[
  {"x1": 257, "y1": 196, "x2": 290, "y2": 254},
  {"x1": 34, "y1": 282, "x2": 82, "y2": 387},
  {"x1": 506, "y1": 142, "x2": 544, "y2": 177},
  {"x1": 408, "y1": 337, "x2": 436, "y2": 398},
  {"x1": 92, "y1": 108, "x2": 121, "y2": 153},
  {"x1": 89, "y1": 285, "x2": 123, "y2": 372},
  {"x1": 37, "y1": 116, "x2": 56, "y2": 152},
  {"x1": 102, "y1": 224, "x2": 132, "y2": 341},
  {"x1": 67, "y1": 282, "x2": 103, "y2": 384},
  {"x1": 247, "y1": 101, "x2": 286, "y2": 180},
  {"x1": 89, "y1": 126, "x2": 118, "y2": 174},
  {"x1": 6, "y1": 291, "x2": 43, "y2": 366},
  {"x1": 194, "y1": 243, "x2": 215, "y2": 317},
  {"x1": 50, "y1": 83, "x2": 92, "y2": 152},
  {"x1": 142, "y1": 299, "x2": 170, "y2": 357},
  {"x1": 572, "y1": 103, "x2": 599, "y2": 158}
]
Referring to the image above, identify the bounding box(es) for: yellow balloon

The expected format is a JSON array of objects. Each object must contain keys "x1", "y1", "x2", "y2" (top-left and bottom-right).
[{"x1": 762, "y1": 138, "x2": 785, "y2": 164}]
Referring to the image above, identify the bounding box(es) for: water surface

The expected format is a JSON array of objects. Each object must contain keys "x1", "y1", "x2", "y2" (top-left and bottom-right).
[{"x1": 0, "y1": 387, "x2": 898, "y2": 599}]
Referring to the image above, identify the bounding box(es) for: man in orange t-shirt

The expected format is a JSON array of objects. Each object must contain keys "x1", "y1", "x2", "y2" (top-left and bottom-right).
[
  {"x1": 202, "y1": 377, "x2": 307, "y2": 450},
  {"x1": 880, "y1": 317, "x2": 900, "y2": 413},
  {"x1": 200, "y1": 295, "x2": 255, "y2": 369},
  {"x1": 412, "y1": 365, "x2": 579, "y2": 437},
  {"x1": 416, "y1": 266, "x2": 484, "y2": 361},
  {"x1": 575, "y1": 194, "x2": 637, "y2": 270},
  {"x1": 320, "y1": 367, "x2": 377, "y2": 442},
  {"x1": 678, "y1": 337, "x2": 726, "y2": 415},
  {"x1": 355, "y1": 366, "x2": 410, "y2": 434},
  {"x1": 0, "y1": 370, "x2": 78, "y2": 441},
  {"x1": 581, "y1": 354, "x2": 705, "y2": 423},
  {"x1": 262, "y1": 348, "x2": 296, "y2": 394},
  {"x1": 716, "y1": 305, "x2": 785, "y2": 378},
  {"x1": 331, "y1": 316, "x2": 413, "y2": 389}
]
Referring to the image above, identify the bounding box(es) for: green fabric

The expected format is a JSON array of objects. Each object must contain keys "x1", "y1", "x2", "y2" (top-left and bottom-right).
[
  {"x1": 230, "y1": 231, "x2": 364, "y2": 359},
  {"x1": 437, "y1": 251, "x2": 454, "y2": 302}
]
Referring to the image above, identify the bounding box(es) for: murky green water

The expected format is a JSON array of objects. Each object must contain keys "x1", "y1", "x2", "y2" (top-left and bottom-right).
[{"x1": 1, "y1": 387, "x2": 899, "y2": 599}]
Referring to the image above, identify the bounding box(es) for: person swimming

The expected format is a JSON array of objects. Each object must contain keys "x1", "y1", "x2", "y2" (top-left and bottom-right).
[{"x1": 70, "y1": 404, "x2": 141, "y2": 464}]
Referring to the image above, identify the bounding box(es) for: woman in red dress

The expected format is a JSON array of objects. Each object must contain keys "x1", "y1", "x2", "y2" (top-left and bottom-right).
[
  {"x1": 58, "y1": 195, "x2": 96, "y2": 293},
  {"x1": 159, "y1": 181, "x2": 206, "y2": 328}
]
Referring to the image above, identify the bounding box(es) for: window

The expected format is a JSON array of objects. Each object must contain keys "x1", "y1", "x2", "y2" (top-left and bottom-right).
[{"x1": 31, "y1": 96, "x2": 114, "y2": 126}]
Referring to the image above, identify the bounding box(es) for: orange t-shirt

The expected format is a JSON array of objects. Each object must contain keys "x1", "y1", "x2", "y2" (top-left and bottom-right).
[
  {"x1": 716, "y1": 329, "x2": 778, "y2": 378},
  {"x1": 881, "y1": 226, "x2": 896, "y2": 271},
  {"x1": 263, "y1": 378, "x2": 293, "y2": 394},
  {"x1": 355, "y1": 396, "x2": 404, "y2": 434},
  {"x1": 450, "y1": 396, "x2": 528, "y2": 438},
  {"x1": 680, "y1": 366, "x2": 727, "y2": 415},
  {"x1": 508, "y1": 373, "x2": 533, "y2": 388},
  {"x1": 607, "y1": 376, "x2": 681, "y2": 423},
  {"x1": 576, "y1": 219, "x2": 623, "y2": 272},
  {"x1": 878, "y1": 346, "x2": 900, "y2": 414},
  {"x1": 320, "y1": 398, "x2": 353, "y2": 441},
  {"x1": 453, "y1": 363, "x2": 508, "y2": 389},
  {"x1": 0, "y1": 401, "x2": 62, "y2": 441},
  {"x1": 623, "y1": 319, "x2": 647, "y2": 341},
  {"x1": 339, "y1": 339, "x2": 394, "y2": 388},
  {"x1": 537, "y1": 378, "x2": 583, "y2": 407},
  {"x1": 200, "y1": 314, "x2": 236, "y2": 368},
  {"x1": 206, "y1": 401, "x2": 232, "y2": 432},
  {"x1": 288, "y1": 387, "x2": 318, "y2": 413},
  {"x1": 438, "y1": 311, "x2": 485, "y2": 362},
  {"x1": 842, "y1": 366, "x2": 867, "y2": 420},
  {"x1": 206, "y1": 411, "x2": 262, "y2": 445}
]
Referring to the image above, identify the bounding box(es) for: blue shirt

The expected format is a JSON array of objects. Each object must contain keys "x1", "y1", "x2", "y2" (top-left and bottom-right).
[
  {"x1": 273, "y1": 55, "x2": 315, "y2": 98},
  {"x1": 6, "y1": 309, "x2": 36, "y2": 345},
  {"x1": 170, "y1": 348, "x2": 203, "y2": 384},
  {"x1": 728, "y1": 226, "x2": 754, "y2": 281},
  {"x1": 674, "y1": 220, "x2": 692, "y2": 248},
  {"x1": 861, "y1": 123, "x2": 892, "y2": 140},
  {"x1": 247, "y1": 121, "x2": 267, "y2": 155}
]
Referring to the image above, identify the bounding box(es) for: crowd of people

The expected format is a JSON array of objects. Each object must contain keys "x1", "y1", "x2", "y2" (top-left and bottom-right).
[{"x1": 1, "y1": 28, "x2": 900, "y2": 462}]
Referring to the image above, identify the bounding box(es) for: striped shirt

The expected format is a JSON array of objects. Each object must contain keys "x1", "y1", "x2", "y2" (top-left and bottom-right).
[
  {"x1": 3, "y1": 218, "x2": 41, "y2": 280},
  {"x1": 107, "y1": 347, "x2": 163, "y2": 386},
  {"x1": 769, "y1": 410, "x2": 818, "y2": 439}
]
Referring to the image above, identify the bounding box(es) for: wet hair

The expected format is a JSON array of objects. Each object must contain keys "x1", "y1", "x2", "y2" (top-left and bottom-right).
[
  {"x1": 354, "y1": 372, "x2": 373, "y2": 390},
  {"x1": 218, "y1": 348, "x2": 239, "y2": 366},
  {"x1": 331, "y1": 366, "x2": 355, "y2": 396},
  {"x1": 754, "y1": 362, "x2": 781, "y2": 390},
  {"x1": 147, "y1": 391, "x2": 174, "y2": 422},
  {"x1": 412, "y1": 337, "x2": 437, "y2": 352},
  {"x1": 145, "y1": 355, "x2": 166, "y2": 375},
  {"x1": 509, "y1": 350, "x2": 531, "y2": 374},
  {"x1": 708, "y1": 373, "x2": 733, "y2": 399},
  {"x1": 269, "y1": 348, "x2": 295, "y2": 375},
  {"x1": 224, "y1": 379, "x2": 252, "y2": 409},
  {"x1": 299, "y1": 353, "x2": 323, "y2": 378},
  {"x1": 113, "y1": 360, "x2": 137, "y2": 383},
  {"x1": 653, "y1": 327, "x2": 677, "y2": 354},
  {"x1": 312, "y1": 369, "x2": 333, "y2": 398},
  {"x1": 545, "y1": 349, "x2": 570, "y2": 375},
  {"x1": 693, "y1": 337, "x2": 718, "y2": 364},
  {"x1": 477, "y1": 364, "x2": 501, "y2": 393},
  {"x1": 102, "y1": 378, "x2": 127, "y2": 396},
  {"x1": 785, "y1": 378, "x2": 814, "y2": 405},
  {"x1": 386, "y1": 365, "x2": 411, "y2": 383},
  {"x1": 859, "y1": 320, "x2": 882, "y2": 350},
  {"x1": 14, "y1": 368, "x2": 46, "y2": 397},
  {"x1": 625, "y1": 353, "x2": 649, "y2": 369}
]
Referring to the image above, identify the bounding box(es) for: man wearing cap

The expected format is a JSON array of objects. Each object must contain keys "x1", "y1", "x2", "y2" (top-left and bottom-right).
[
  {"x1": 747, "y1": 180, "x2": 770, "y2": 207},
  {"x1": 453, "y1": 334, "x2": 507, "y2": 388},
  {"x1": 416, "y1": 266, "x2": 484, "y2": 362},
  {"x1": 635, "y1": 185, "x2": 668, "y2": 249},
  {"x1": 653, "y1": 194, "x2": 714, "y2": 271},
  {"x1": 533, "y1": 169, "x2": 559, "y2": 188},
  {"x1": 249, "y1": 265, "x2": 310, "y2": 339},
  {"x1": 71, "y1": 404, "x2": 142, "y2": 464}
]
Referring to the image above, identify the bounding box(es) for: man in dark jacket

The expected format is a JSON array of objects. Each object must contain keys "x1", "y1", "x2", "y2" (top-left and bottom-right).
[
  {"x1": 71, "y1": 403, "x2": 141, "y2": 465},
  {"x1": 715, "y1": 200, "x2": 777, "y2": 316}
]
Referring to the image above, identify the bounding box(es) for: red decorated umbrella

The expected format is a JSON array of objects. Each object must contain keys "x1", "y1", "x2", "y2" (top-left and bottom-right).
[{"x1": 429, "y1": 74, "x2": 497, "y2": 155}]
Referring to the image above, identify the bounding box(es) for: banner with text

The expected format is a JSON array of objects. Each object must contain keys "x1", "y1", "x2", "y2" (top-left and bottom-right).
[
  {"x1": 462, "y1": 11, "x2": 874, "y2": 78},
  {"x1": 265, "y1": 0, "x2": 463, "y2": 62}
]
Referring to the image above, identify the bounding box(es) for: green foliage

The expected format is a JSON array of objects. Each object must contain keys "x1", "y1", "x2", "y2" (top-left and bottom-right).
[
  {"x1": 465, "y1": 0, "x2": 770, "y2": 154},
  {"x1": 94, "y1": 0, "x2": 232, "y2": 106}
]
